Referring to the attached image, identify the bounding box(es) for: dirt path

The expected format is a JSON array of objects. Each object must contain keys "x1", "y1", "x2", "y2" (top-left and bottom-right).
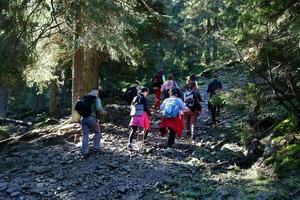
[{"x1": 0, "y1": 82, "x2": 283, "y2": 200}]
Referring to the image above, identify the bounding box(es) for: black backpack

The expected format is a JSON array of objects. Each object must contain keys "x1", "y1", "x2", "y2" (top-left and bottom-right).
[
  {"x1": 151, "y1": 74, "x2": 162, "y2": 88},
  {"x1": 123, "y1": 87, "x2": 138, "y2": 104},
  {"x1": 75, "y1": 95, "x2": 96, "y2": 118}
]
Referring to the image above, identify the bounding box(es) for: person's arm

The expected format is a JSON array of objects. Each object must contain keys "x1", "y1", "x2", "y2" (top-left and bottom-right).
[
  {"x1": 174, "y1": 81, "x2": 179, "y2": 88},
  {"x1": 195, "y1": 91, "x2": 202, "y2": 102},
  {"x1": 162, "y1": 75, "x2": 166, "y2": 83},
  {"x1": 95, "y1": 98, "x2": 107, "y2": 114},
  {"x1": 143, "y1": 97, "x2": 152, "y2": 115},
  {"x1": 161, "y1": 83, "x2": 165, "y2": 92},
  {"x1": 207, "y1": 82, "x2": 212, "y2": 94},
  {"x1": 177, "y1": 98, "x2": 189, "y2": 111},
  {"x1": 160, "y1": 99, "x2": 167, "y2": 110}
]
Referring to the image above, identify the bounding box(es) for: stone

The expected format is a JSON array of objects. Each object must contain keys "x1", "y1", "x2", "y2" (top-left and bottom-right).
[
  {"x1": 0, "y1": 182, "x2": 8, "y2": 192},
  {"x1": 10, "y1": 191, "x2": 20, "y2": 197},
  {"x1": 117, "y1": 186, "x2": 127, "y2": 193}
]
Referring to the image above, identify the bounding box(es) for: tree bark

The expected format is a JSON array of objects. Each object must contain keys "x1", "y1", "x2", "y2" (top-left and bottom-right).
[
  {"x1": 83, "y1": 48, "x2": 99, "y2": 94},
  {"x1": 0, "y1": 87, "x2": 8, "y2": 117},
  {"x1": 71, "y1": 0, "x2": 84, "y2": 122},
  {"x1": 205, "y1": 17, "x2": 211, "y2": 64},
  {"x1": 49, "y1": 78, "x2": 57, "y2": 115}
]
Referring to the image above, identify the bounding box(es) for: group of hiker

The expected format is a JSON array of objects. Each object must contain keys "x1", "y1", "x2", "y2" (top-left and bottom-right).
[{"x1": 75, "y1": 70, "x2": 223, "y2": 157}]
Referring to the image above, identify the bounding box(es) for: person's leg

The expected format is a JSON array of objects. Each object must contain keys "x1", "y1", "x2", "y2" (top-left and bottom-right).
[
  {"x1": 90, "y1": 118, "x2": 101, "y2": 152},
  {"x1": 167, "y1": 128, "x2": 176, "y2": 148},
  {"x1": 211, "y1": 105, "x2": 217, "y2": 124},
  {"x1": 143, "y1": 129, "x2": 149, "y2": 141},
  {"x1": 185, "y1": 114, "x2": 191, "y2": 140},
  {"x1": 190, "y1": 112, "x2": 198, "y2": 139},
  {"x1": 154, "y1": 89, "x2": 160, "y2": 110},
  {"x1": 128, "y1": 126, "x2": 138, "y2": 146},
  {"x1": 81, "y1": 118, "x2": 90, "y2": 155}
]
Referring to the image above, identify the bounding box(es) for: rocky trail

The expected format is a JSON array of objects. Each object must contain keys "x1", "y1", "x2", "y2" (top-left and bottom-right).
[{"x1": 0, "y1": 82, "x2": 290, "y2": 200}]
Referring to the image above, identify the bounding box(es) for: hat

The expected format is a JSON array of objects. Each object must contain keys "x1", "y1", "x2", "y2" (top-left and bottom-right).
[{"x1": 88, "y1": 89, "x2": 98, "y2": 97}]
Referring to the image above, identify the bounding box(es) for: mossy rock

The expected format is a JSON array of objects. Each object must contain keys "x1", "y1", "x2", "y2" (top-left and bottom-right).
[
  {"x1": 0, "y1": 126, "x2": 10, "y2": 140},
  {"x1": 264, "y1": 143, "x2": 300, "y2": 177},
  {"x1": 273, "y1": 117, "x2": 294, "y2": 137}
]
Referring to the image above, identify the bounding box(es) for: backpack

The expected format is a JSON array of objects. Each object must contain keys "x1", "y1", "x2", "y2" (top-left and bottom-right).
[
  {"x1": 75, "y1": 95, "x2": 96, "y2": 118},
  {"x1": 184, "y1": 91, "x2": 194, "y2": 108},
  {"x1": 162, "y1": 98, "x2": 180, "y2": 118},
  {"x1": 123, "y1": 87, "x2": 138, "y2": 104},
  {"x1": 130, "y1": 96, "x2": 144, "y2": 116},
  {"x1": 151, "y1": 74, "x2": 161, "y2": 88}
]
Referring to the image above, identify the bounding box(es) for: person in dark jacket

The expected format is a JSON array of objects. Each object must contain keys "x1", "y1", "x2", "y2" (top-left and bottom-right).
[
  {"x1": 128, "y1": 87, "x2": 152, "y2": 148},
  {"x1": 183, "y1": 81, "x2": 202, "y2": 140},
  {"x1": 151, "y1": 71, "x2": 164, "y2": 110},
  {"x1": 207, "y1": 75, "x2": 223, "y2": 124}
]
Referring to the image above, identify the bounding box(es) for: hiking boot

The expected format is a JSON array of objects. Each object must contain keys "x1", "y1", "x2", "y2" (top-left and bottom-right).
[
  {"x1": 80, "y1": 153, "x2": 90, "y2": 159},
  {"x1": 127, "y1": 143, "x2": 134, "y2": 149}
]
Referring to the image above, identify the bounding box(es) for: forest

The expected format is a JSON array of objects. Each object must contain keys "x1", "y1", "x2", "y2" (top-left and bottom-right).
[{"x1": 0, "y1": 0, "x2": 299, "y2": 199}]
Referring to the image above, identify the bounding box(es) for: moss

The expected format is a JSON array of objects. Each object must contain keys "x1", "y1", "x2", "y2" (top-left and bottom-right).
[
  {"x1": 0, "y1": 126, "x2": 10, "y2": 140},
  {"x1": 273, "y1": 117, "x2": 294, "y2": 136},
  {"x1": 265, "y1": 143, "x2": 300, "y2": 177}
]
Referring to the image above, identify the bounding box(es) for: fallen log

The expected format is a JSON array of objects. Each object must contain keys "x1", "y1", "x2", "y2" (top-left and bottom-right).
[{"x1": 0, "y1": 117, "x2": 32, "y2": 126}]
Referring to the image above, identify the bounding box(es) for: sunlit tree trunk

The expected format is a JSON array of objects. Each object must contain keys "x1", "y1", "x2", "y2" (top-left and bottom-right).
[
  {"x1": 83, "y1": 48, "x2": 99, "y2": 94},
  {"x1": 49, "y1": 78, "x2": 57, "y2": 115},
  {"x1": 205, "y1": 17, "x2": 211, "y2": 64},
  {"x1": 71, "y1": 0, "x2": 84, "y2": 122}
]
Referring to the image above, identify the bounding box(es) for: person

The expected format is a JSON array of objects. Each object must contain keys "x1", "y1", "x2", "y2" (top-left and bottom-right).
[
  {"x1": 160, "y1": 75, "x2": 179, "y2": 100},
  {"x1": 123, "y1": 80, "x2": 142, "y2": 104},
  {"x1": 128, "y1": 87, "x2": 152, "y2": 148},
  {"x1": 184, "y1": 74, "x2": 199, "y2": 91},
  {"x1": 207, "y1": 75, "x2": 223, "y2": 124},
  {"x1": 160, "y1": 88, "x2": 189, "y2": 149},
  {"x1": 79, "y1": 87, "x2": 107, "y2": 158},
  {"x1": 183, "y1": 81, "x2": 202, "y2": 140},
  {"x1": 151, "y1": 71, "x2": 164, "y2": 110}
]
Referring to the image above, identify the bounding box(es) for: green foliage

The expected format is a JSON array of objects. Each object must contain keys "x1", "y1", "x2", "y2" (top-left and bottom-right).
[
  {"x1": 273, "y1": 117, "x2": 294, "y2": 137},
  {"x1": 0, "y1": 126, "x2": 10, "y2": 140},
  {"x1": 265, "y1": 143, "x2": 300, "y2": 178}
]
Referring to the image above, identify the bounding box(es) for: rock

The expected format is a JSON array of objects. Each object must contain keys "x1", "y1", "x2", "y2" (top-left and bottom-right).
[
  {"x1": 107, "y1": 161, "x2": 119, "y2": 169},
  {"x1": 117, "y1": 185, "x2": 127, "y2": 193},
  {"x1": 0, "y1": 182, "x2": 8, "y2": 192},
  {"x1": 10, "y1": 191, "x2": 20, "y2": 197}
]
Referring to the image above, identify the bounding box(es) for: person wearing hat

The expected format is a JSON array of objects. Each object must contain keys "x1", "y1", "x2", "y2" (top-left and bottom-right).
[
  {"x1": 128, "y1": 87, "x2": 152, "y2": 149},
  {"x1": 81, "y1": 87, "x2": 107, "y2": 157}
]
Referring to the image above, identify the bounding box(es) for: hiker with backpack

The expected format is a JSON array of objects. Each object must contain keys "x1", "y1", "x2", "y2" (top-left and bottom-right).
[
  {"x1": 184, "y1": 74, "x2": 199, "y2": 91},
  {"x1": 75, "y1": 87, "x2": 107, "y2": 158},
  {"x1": 123, "y1": 80, "x2": 142, "y2": 104},
  {"x1": 160, "y1": 88, "x2": 190, "y2": 149},
  {"x1": 207, "y1": 75, "x2": 223, "y2": 125},
  {"x1": 160, "y1": 75, "x2": 179, "y2": 100},
  {"x1": 183, "y1": 81, "x2": 202, "y2": 140},
  {"x1": 128, "y1": 87, "x2": 152, "y2": 149},
  {"x1": 151, "y1": 71, "x2": 164, "y2": 110}
]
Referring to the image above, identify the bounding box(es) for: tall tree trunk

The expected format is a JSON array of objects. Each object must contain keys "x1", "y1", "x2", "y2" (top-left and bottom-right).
[
  {"x1": 71, "y1": 1, "x2": 84, "y2": 122},
  {"x1": 83, "y1": 48, "x2": 99, "y2": 94},
  {"x1": 0, "y1": 87, "x2": 8, "y2": 117},
  {"x1": 49, "y1": 79, "x2": 57, "y2": 115},
  {"x1": 205, "y1": 17, "x2": 211, "y2": 65}
]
